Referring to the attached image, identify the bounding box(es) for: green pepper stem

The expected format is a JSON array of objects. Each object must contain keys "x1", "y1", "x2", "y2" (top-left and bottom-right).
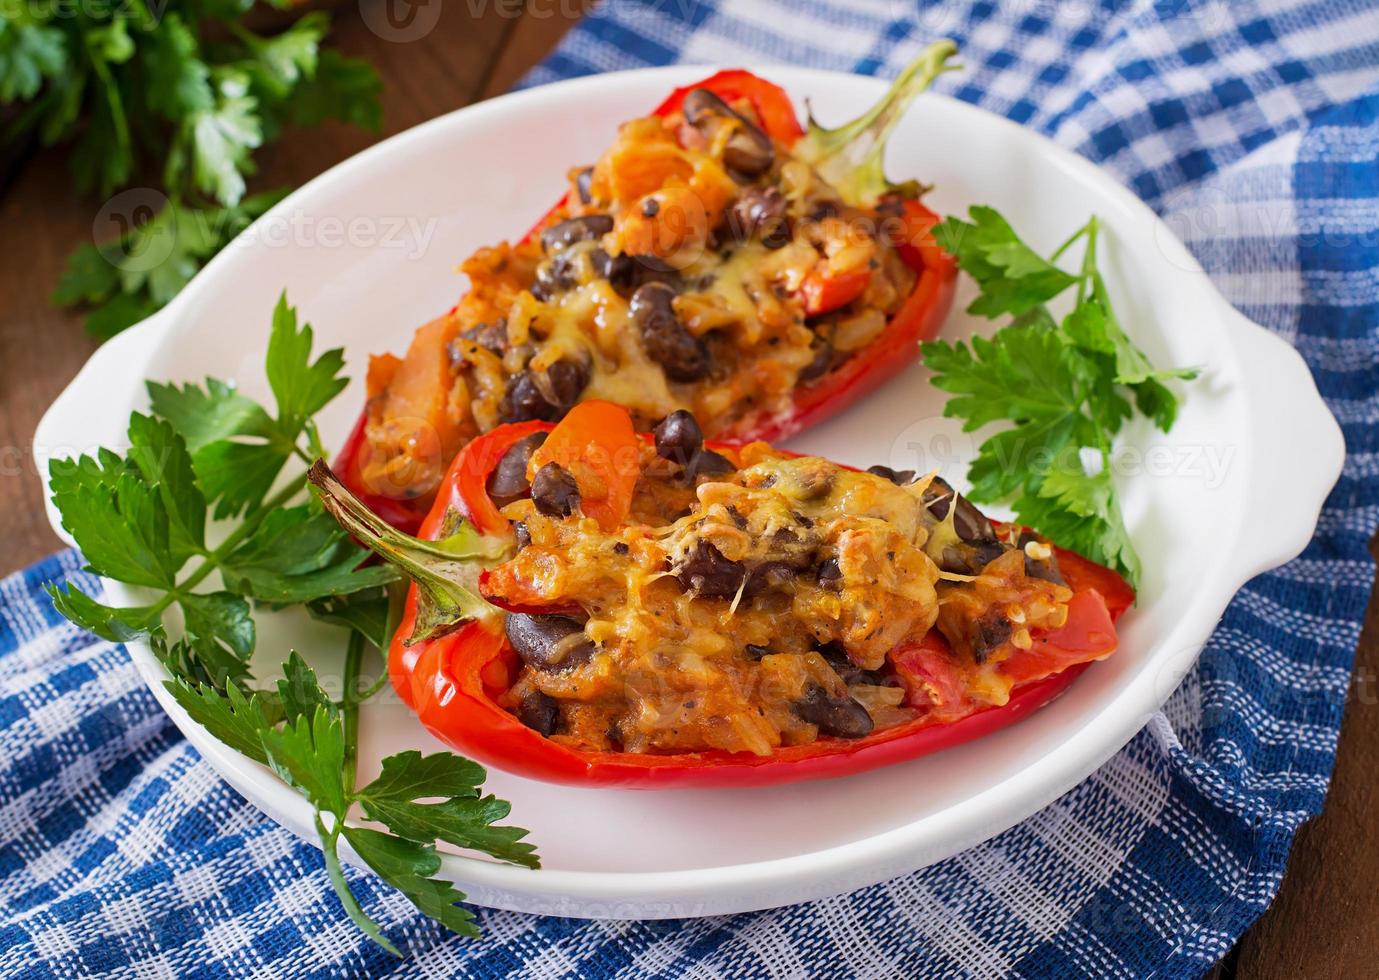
[
  {"x1": 307, "y1": 461, "x2": 504, "y2": 645},
  {"x1": 796, "y1": 39, "x2": 960, "y2": 206}
]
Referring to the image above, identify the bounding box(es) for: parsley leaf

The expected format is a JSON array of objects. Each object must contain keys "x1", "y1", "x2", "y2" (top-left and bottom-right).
[
  {"x1": 260, "y1": 703, "x2": 349, "y2": 815},
  {"x1": 50, "y1": 446, "x2": 180, "y2": 589},
  {"x1": 307, "y1": 589, "x2": 395, "y2": 650},
  {"x1": 143, "y1": 13, "x2": 214, "y2": 120},
  {"x1": 933, "y1": 206, "x2": 1078, "y2": 317},
  {"x1": 25, "y1": 5, "x2": 380, "y2": 340},
  {"x1": 155, "y1": 292, "x2": 346, "y2": 518},
  {"x1": 357, "y1": 752, "x2": 538, "y2": 869},
  {"x1": 276, "y1": 651, "x2": 337, "y2": 726},
  {"x1": 0, "y1": 17, "x2": 65, "y2": 103},
  {"x1": 181, "y1": 591, "x2": 256, "y2": 661},
  {"x1": 163, "y1": 669, "x2": 277, "y2": 761},
  {"x1": 222, "y1": 512, "x2": 400, "y2": 605},
  {"x1": 146, "y1": 377, "x2": 274, "y2": 450},
  {"x1": 290, "y1": 49, "x2": 384, "y2": 132},
  {"x1": 45, "y1": 583, "x2": 157, "y2": 643},
  {"x1": 54, "y1": 192, "x2": 288, "y2": 339},
  {"x1": 240, "y1": 12, "x2": 329, "y2": 99},
  {"x1": 923, "y1": 208, "x2": 1197, "y2": 586},
  {"x1": 342, "y1": 827, "x2": 481, "y2": 941},
  {"x1": 127, "y1": 412, "x2": 207, "y2": 563},
  {"x1": 183, "y1": 68, "x2": 263, "y2": 206},
  {"x1": 48, "y1": 292, "x2": 537, "y2": 955},
  {"x1": 266, "y1": 292, "x2": 349, "y2": 439}
]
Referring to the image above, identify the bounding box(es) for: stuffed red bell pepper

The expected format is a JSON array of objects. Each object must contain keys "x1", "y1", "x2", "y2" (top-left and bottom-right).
[
  {"x1": 310, "y1": 400, "x2": 1133, "y2": 789},
  {"x1": 338, "y1": 42, "x2": 961, "y2": 532}
]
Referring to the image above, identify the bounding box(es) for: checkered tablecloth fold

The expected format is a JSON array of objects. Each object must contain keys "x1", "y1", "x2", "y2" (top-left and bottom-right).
[{"x1": 4, "y1": 2, "x2": 1378, "y2": 976}]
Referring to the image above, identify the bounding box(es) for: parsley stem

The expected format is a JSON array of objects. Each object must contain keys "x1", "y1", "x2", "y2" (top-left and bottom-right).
[
  {"x1": 1076, "y1": 216, "x2": 1100, "y2": 306},
  {"x1": 1047, "y1": 220, "x2": 1092, "y2": 264},
  {"x1": 316, "y1": 813, "x2": 402, "y2": 958},
  {"x1": 148, "y1": 472, "x2": 310, "y2": 617},
  {"x1": 356, "y1": 672, "x2": 391, "y2": 702},
  {"x1": 342, "y1": 630, "x2": 364, "y2": 796}
]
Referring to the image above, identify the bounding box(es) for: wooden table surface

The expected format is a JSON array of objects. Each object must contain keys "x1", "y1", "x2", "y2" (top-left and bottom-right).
[{"x1": 1, "y1": 5, "x2": 1372, "y2": 975}]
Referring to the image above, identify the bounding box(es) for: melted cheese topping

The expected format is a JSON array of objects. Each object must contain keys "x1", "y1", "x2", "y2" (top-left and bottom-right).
[
  {"x1": 486, "y1": 446, "x2": 1072, "y2": 756},
  {"x1": 359, "y1": 99, "x2": 918, "y2": 507}
]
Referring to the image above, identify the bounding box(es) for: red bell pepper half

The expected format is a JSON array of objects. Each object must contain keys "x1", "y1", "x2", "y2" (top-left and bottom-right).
[
  {"x1": 311, "y1": 402, "x2": 1133, "y2": 790},
  {"x1": 334, "y1": 46, "x2": 960, "y2": 533}
]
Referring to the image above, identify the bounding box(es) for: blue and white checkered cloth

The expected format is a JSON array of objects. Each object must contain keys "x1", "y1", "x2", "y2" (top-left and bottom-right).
[{"x1": 4, "y1": 1, "x2": 1378, "y2": 975}]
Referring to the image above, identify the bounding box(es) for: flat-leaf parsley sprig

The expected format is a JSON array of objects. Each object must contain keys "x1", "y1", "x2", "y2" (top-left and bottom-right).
[
  {"x1": 46, "y1": 293, "x2": 538, "y2": 955},
  {"x1": 922, "y1": 207, "x2": 1198, "y2": 587},
  {"x1": 12, "y1": 4, "x2": 385, "y2": 338}
]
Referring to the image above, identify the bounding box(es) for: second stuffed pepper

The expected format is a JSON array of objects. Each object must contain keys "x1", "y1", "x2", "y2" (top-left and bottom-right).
[{"x1": 338, "y1": 42, "x2": 961, "y2": 531}]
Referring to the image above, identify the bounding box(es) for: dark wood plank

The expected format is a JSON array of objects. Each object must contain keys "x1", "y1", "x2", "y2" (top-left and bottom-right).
[
  {"x1": 0, "y1": 149, "x2": 101, "y2": 573},
  {"x1": 0, "y1": 3, "x2": 579, "y2": 578},
  {"x1": 1230, "y1": 534, "x2": 1379, "y2": 978},
  {"x1": 481, "y1": 0, "x2": 598, "y2": 98}
]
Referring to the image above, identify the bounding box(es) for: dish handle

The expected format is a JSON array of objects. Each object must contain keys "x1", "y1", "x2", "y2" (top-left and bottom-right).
[
  {"x1": 34, "y1": 306, "x2": 179, "y2": 547},
  {"x1": 1218, "y1": 300, "x2": 1345, "y2": 578}
]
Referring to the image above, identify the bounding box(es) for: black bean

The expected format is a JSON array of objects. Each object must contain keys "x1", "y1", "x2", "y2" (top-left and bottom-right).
[
  {"x1": 970, "y1": 612, "x2": 1013, "y2": 663},
  {"x1": 875, "y1": 195, "x2": 906, "y2": 218},
  {"x1": 744, "y1": 560, "x2": 802, "y2": 596},
  {"x1": 456, "y1": 319, "x2": 507, "y2": 356},
  {"x1": 641, "y1": 197, "x2": 660, "y2": 217},
  {"x1": 793, "y1": 683, "x2": 874, "y2": 739},
  {"x1": 745, "y1": 644, "x2": 770, "y2": 659},
  {"x1": 867, "y1": 464, "x2": 916, "y2": 486},
  {"x1": 796, "y1": 466, "x2": 835, "y2": 500},
  {"x1": 505, "y1": 614, "x2": 594, "y2": 672},
  {"x1": 1018, "y1": 530, "x2": 1066, "y2": 585},
  {"x1": 690, "y1": 449, "x2": 735, "y2": 479},
  {"x1": 531, "y1": 462, "x2": 580, "y2": 518},
  {"x1": 798, "y1": 336, "x2": 833, "y2": 382},
  {"x1": 629, "y1": 283, "x2": 710, "y2": 382},
  {"x1": 486, "y1": 431, "x2": 549, "y2": 507},
  {"x1": 516, "y1": 691, "x2": 561, "y2": 736},
  {"x1": 533, "y1": 251, "x2": 580, "y2": 299},
  {"x1": 544, "y1": 359, "x2": 589, "y2": 409},
  {"x1": 499, "y1": 372, "x2": 555, "y2": 423},
  {"x1": 627, "y1": 254, "x2": 683, "y2": 293},
  {"x1": 575, "y1": 166, "x2": 594, "y2": 205},
  {"x1": 726, "y1": 187, "x2": 790, "y2": 248},
  {"x1": 922, "y1": 476, "x2": 1006, "y2": 573},
  {"x1": 681, "y1": 88, "x2": 775, "y2": 180},
  {"x1": 541, "y1": 214, "x2": 613, "y2": 253},
  {"x1": 681, "y1": 87, "x2": 732, "y2": 126},
  {"x1": 815, "y1": 640, "x2": 868, "y2": 686},
  {"x1": 589, "y1": 247, "x2": 632, "y2": 290},
  {"x1": 513, "y1": 521, "x2": 531, "y2": 550},
  {"x1": 653, "y1": 409, "x2": 704, "y2": 462},
  {"x1": 817, "y1": 557, "x2": 843, "y2": 589},
  {"x1": 675, "y1": 540, "x2": 747, "y2": 599},
  {"x1": 498, "y1": 360, "x2": 589, "y2": 423},
  {"x1": 922, "y1": 476, "x2": 992, "y2": 542},
  {"x1": 808, "y1": 200, "x2": 840, "y2": 222}
]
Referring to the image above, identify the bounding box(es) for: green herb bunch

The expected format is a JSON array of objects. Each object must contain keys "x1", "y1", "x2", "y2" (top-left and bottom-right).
[
  {"x1": 922, "y1": 207, "x2": 1199, "y2": 587},
  {"x1": 47, "y1": 293, "x2": 538, "y2": 955},
  {"x1": 1, "y1": 0, "x2": 382, "y2": 336}
]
